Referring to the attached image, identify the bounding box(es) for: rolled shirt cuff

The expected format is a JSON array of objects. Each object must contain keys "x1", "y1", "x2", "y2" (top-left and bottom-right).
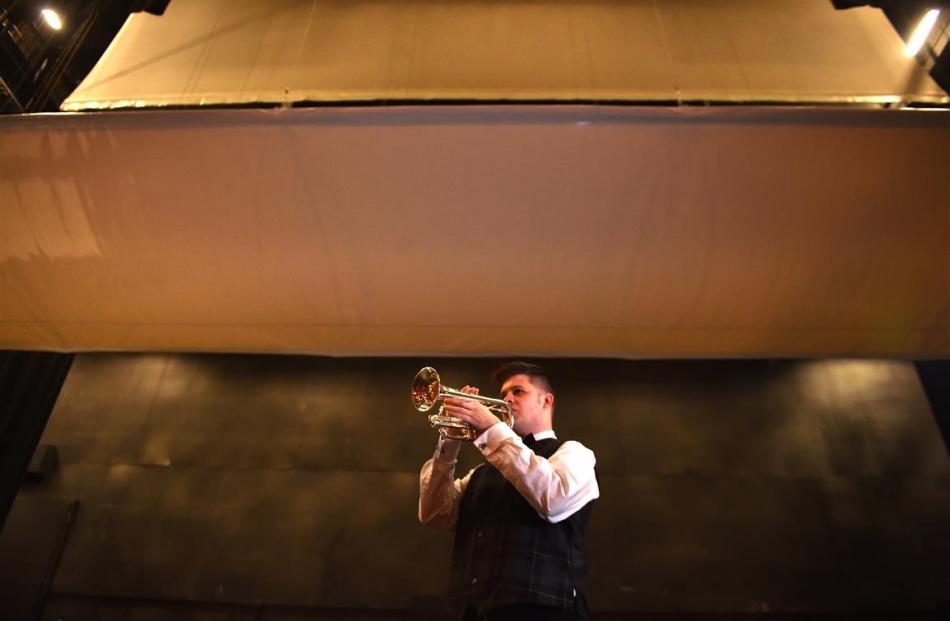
[
  {"x1": 473, "y1": 421, "x2": 517, "y2": 452},
  {"x1": 434, "y1": 435, "x2": 462, "y2": 463}
]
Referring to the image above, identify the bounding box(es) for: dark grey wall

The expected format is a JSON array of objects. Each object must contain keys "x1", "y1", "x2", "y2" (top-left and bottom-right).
[{"x1": 4, "y1": 355, "x2": 949, "y2": 620}]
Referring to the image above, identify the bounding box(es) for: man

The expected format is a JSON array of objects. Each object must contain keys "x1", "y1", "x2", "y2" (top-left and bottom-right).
[{"x1": 419, "y1": 361, "x2": 600, "y2": 621}]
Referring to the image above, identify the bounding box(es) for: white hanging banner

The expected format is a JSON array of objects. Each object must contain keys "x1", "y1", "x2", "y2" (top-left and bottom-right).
[{"x1": 1, "y1": 106, "x2": 947, "y2": 356}]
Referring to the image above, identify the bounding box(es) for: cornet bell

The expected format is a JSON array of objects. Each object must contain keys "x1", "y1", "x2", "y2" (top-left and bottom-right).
[{"x1": 411, "y1": 366, "x2": 441, "y2": 412}]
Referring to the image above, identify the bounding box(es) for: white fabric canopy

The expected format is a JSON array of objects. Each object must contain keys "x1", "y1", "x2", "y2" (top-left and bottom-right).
[
  {"x1": 1, "y1": 106, "x2": 947, "y2": 356},
  {"x1": 62, "y1": 0, "x2": 948, "y2": 110}
]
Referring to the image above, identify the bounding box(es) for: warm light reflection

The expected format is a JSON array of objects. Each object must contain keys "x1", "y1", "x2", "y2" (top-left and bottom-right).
[
  {"x1": 904, "y1": 9, "x2": 940, "y2": 57},
  {"x1": 41, "y1": 8, "x2": 62, "y2": 30}
]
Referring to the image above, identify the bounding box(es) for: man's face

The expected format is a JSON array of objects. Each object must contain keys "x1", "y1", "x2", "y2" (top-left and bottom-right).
[{"x1": 500, "y1": 373, "x2": 551, "y2": 435}]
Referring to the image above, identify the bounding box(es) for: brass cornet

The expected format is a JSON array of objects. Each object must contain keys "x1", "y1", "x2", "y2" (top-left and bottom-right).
[{"x1": 411, "y1": 366, "x2": 514, "y2": 441}]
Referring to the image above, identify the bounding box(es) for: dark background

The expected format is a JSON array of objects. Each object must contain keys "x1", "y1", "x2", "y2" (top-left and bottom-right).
[{"x1": 2, "y1": 354, "x2": 947, "y2": 619}]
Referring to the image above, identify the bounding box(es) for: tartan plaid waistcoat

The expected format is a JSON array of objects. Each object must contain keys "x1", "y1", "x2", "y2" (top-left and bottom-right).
[{"x1": 450, "y1": 437, "x2": 595, "y2": 615}]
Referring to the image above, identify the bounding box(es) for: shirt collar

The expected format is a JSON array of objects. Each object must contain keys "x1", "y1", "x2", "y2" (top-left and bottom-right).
[{"x1": 527, "y1": 429, "x2": 557, "y2": 442}]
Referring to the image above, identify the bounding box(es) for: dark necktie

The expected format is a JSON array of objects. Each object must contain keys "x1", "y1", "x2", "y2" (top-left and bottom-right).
[{"x1": 522, "y1": 434, "x2": 537, "y2": 448}]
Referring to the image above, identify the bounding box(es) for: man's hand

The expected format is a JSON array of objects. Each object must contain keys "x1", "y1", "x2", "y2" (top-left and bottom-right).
[{"x1": 443, "y1": 385, "x2": 501, "y2": 435}]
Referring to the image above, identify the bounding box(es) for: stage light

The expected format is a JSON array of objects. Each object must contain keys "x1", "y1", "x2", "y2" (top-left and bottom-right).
[
  {"x1": 41, "y1": 8, "x2": 63, "y2": 31},
  {"x1": 904, "y1": 8, "x2": 940, "y2": 56}
]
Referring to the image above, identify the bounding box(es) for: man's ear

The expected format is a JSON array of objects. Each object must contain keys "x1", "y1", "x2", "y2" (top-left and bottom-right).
[{"x1": 543, "y1": 392, "x2": 554, "y2": 409}]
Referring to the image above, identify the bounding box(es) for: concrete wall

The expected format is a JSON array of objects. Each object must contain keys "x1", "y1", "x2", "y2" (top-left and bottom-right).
[{"x1": 4, "y1": 354, "x2": 949, "y2": 619}]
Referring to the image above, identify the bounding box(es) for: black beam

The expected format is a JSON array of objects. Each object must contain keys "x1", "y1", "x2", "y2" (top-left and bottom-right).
[
  {"x1": 915, "y1": 360, "x2": 950, "y2": 455},
  {"x1": 0, "y1": 351, "x2": 73, "y2": 530}
]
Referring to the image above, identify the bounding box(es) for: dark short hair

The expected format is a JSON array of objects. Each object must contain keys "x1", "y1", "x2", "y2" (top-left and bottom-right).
[{"x1": 491, "y1": 361, "x2": 553, "y2": 394}]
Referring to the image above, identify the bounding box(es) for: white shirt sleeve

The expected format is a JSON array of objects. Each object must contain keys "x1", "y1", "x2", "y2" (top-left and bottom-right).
[
  {"x1": 418, "y1": 436, "x2": 478, "y2": 529},
  {"x1": 473, "y1": 423, "x2": 600, "y2": 524}
]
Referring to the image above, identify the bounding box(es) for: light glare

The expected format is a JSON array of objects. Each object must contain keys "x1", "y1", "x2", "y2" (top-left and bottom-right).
[
  {"x1": 904, "y1": 9, "x2": 940, "y2": 57},
  {"x1": 41, "y1": 8, "x2": 62, "y2": 30}
]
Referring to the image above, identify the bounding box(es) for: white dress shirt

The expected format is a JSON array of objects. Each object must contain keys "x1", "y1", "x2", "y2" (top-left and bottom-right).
[{"x1": 419, "y1": 422, "x2": 600, "y2": 527}]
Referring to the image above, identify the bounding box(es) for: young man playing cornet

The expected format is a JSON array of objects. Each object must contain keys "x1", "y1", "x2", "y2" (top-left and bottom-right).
[{"x1": 419, "y1": 361, "x2": 599, "y2": 621}]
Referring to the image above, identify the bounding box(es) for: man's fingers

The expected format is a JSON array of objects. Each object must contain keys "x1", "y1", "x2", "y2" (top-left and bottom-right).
[{"x1": 444, "y1": 401, "x2": 473, "y2": 416}]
